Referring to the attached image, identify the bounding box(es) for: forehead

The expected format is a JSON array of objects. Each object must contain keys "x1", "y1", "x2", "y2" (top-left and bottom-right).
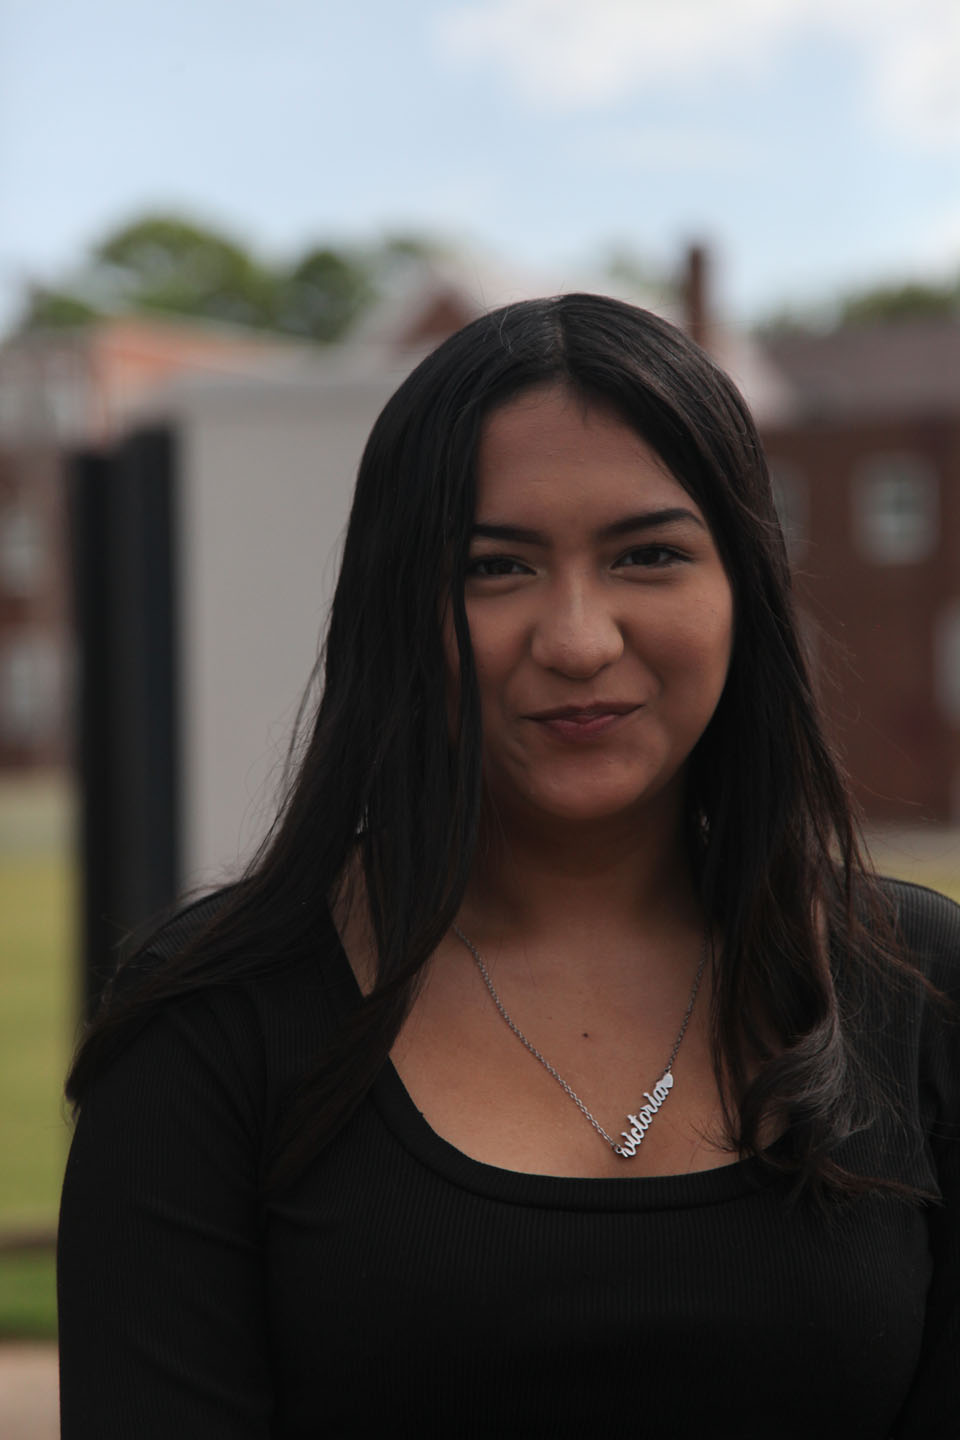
[{"x1": 475, "y1": 383, "x2": 699, "y2": 521}]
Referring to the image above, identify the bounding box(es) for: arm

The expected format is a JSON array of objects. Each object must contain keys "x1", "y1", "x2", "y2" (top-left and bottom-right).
[{"x1": 58, "y1": 990, "x2": 275, "y2": 1438}]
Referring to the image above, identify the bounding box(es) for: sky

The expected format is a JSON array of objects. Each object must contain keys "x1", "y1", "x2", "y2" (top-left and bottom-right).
[{"x1": 1, "y1": 0, "x2": 958, "y2": 335}]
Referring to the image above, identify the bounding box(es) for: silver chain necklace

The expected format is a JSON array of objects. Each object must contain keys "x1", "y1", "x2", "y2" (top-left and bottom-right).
[{"x1": 453, "y1": 925, "x2": 708, "y2": 1159}]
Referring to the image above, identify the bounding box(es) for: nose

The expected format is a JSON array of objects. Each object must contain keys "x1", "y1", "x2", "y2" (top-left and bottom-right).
[{"x1": 530, "y1": 577, "x2": 624, "y2": 678}]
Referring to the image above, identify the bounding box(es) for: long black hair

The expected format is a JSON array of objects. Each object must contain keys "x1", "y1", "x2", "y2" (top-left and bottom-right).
[{"x1": 67, "y1": 294, "x2": 922, "y2": 1201}]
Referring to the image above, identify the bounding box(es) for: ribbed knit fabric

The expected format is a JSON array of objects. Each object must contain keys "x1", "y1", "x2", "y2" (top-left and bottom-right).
[{"x1": 58, "y1": 879, "x2": 960, "y2": 1438}]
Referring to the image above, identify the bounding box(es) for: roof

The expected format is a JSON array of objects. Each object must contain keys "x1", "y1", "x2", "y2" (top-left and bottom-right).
[
  {"x1": 759, "y1": 318, "x2": 960, "y2": 422},
  {"x1": 709, "y1": 327, "x2": 799, "y2": 426},
  {"x1": 346, "y1": 252, "x2": 678, "y2": 354}
]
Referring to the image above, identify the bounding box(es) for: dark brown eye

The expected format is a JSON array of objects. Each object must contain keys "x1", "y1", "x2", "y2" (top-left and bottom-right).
[
  {"x1": 616, "y1": 546, "x2": 685, "y2": 569},
  {"x1": 466, "y1": 556, "x2": 532, "y2": 577}
]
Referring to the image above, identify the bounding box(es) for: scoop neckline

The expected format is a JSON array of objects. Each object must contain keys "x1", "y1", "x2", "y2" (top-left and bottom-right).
[{"x1": 320, "y1": 904, "x2": 789, "y2": 1212}]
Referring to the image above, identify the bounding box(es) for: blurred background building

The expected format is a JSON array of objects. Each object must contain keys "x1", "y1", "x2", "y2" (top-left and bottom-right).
[{"x1": 764, "y1": 319, "x2": 960, "y2": 822}]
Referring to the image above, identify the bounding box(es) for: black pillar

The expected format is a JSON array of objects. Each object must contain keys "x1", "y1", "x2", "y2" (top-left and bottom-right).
[{"x1": 69, "y1": 427, "x2": 180, "y2": 1017}]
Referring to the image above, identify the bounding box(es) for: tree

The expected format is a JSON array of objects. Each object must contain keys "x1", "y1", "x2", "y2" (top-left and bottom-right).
[
  {"x1": 838, "y1": 278, "x2": 960, "y2": 327},
  {"x1": 275, "y1": 247, "x2": 374, "y2": 343},
  {"x1": 21, "y1": 289, "x2": 102, "y2": 328},
  {"x1": 760, "y1": 272, "x2": 960, "y2": 335},
  {"x1": 17, "y1": 213, "x2": 377, "y2": 344},
  {"x1": 93, "y1": 216, "x2": 279, "y2": 329}
]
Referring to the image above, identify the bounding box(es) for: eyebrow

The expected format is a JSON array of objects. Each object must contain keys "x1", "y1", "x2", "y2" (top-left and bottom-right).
[{"x1": 470, "y1": 507, "x2": 706, "y2": 545}]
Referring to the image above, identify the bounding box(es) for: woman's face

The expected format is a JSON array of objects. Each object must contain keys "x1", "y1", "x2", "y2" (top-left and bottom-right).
[{"x1": 451, "y1": 382, "x2": 734, "y2": 832}]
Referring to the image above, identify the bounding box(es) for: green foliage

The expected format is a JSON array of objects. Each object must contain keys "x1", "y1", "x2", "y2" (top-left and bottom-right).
[
  {"x1": 377, "y1": 233, "x2": 447, "y2": 262},
  {"x1": 18, "y1": 211, "x2": 384, "y2": 343},
  {"x1": 21, "y1": 289, "x2": 103, "y2": 329},
  {"x1": 276, "y1": 246, "x2": 374, "y2": 342},
  {"x1": 761, "y1": 275, "x2": 960, "y2": 334},
  {"x1": 839, "y1": 278, "x2": 960, "y2": 327},
  {"x1": 94, "y1": 215, "x2": 280, "y2": 329}
]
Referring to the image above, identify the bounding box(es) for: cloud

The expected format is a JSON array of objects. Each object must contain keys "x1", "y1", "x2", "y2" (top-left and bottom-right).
[
  {"x1": 864, "y1": 2, "x2": 960, "y2": 149},
  {"x1": 572, "y1": 125, "x2": 762, "y2": 175},
  {"x1": 434, "y1": 0, "x2": 960, "y2": 149},
  {"x1": 436, "y1": 0, "x2": 806, "y2": 104}
]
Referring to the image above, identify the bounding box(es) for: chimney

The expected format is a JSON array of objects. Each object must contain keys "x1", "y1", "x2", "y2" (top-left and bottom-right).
[{"x1": 683, "y1": 243, "x2": 711, "y2": 351}]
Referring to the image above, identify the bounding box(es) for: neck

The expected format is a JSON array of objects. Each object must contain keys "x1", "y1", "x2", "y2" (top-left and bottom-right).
[{"x1": 460, "y1": 789, "x2": 700, "y2": 953}]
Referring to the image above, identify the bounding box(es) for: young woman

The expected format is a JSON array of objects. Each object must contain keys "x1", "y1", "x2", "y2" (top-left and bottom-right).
[{"x1": 58, "y1": 295, "x2": 959, "y2": 1438}]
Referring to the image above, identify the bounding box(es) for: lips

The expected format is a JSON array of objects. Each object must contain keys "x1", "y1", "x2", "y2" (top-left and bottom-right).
[
  {"x1": 528, "y1": 702, "x2": 639, "y2": 721},
  {"x1": 526, "y1": 702, "x2": 641, "y2": 741}
]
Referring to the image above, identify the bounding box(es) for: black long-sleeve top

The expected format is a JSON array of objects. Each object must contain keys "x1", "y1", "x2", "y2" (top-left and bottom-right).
[{"x1": 58, "y1": 879, "x2": 960, "y2": 1437}]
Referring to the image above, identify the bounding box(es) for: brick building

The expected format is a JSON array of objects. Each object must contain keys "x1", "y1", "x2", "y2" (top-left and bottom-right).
[
  {"x1": 760, "y1": 319, "x2": 960, "y2": 822},
  {"x1": 0, "y1": 454, "x2": 70, "y2": 765}
]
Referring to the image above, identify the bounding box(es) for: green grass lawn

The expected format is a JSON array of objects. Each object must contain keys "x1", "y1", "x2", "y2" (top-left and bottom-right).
[
  {"x1": 0, "y1": 1250, "x2": 59, "y2": 1340},
  {"x1": 0, "y1": 775, "x2": 77, "y2": 1341},
  {"x1": 0, "y1": 851, "x2": 75, "y2": 1220}
]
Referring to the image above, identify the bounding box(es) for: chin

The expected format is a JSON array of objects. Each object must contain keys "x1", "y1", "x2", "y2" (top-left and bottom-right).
[
  {"x1": 517, "y1": 773, "x2": 683, "y2": 829},
  {"x1": 483, "y1": 745, "x2": 689, "y2": 830}
]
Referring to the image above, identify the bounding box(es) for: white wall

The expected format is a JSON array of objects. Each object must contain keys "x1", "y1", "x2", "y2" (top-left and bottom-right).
[{"x1": 169, "y1": 370, "x2": 404, "y2": 887}]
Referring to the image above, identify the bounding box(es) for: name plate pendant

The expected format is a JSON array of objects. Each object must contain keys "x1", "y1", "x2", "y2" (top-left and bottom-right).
[{"x1": 613, "y1": 1071, "x2": 675, "y2": 1158}]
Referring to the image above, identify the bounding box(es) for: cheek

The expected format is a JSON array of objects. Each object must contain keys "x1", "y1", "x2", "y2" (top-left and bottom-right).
[
  {"x1": 461, "y1": 607, "x2": 521, "y2": 704},
  {"x1": 703, "y1": 593, "x2": 735, "y2": 675},
  {"x1": 695, "y1": 609, "x2": 734, "y2": 691},
  {"x1": 650, "y1": 590, "x2": 734, "y2": 695},
  {"x1": 717, "y1": 587, "x2": 736, "y2": 668},
  {"x1": 441, "y1": 603, "x2": 517, "y2": 733}
]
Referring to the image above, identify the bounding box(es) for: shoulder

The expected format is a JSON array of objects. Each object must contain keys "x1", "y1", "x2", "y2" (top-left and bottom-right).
[
  {"x1": 140, "y1": 885, "x2": 239, "y2": 959},
  {"x1": 90, "y1": 886, "x2": 352, "y2": 1122},
  {"x1": 870, "y1": 878, "x2": 960, "y2": 1142},
  {"x1": 116, "y1": 882, "x2": 349, "y2": 1016},
  {"x1": 874, "y1": 875, "x2": 960, "y2": 998}
]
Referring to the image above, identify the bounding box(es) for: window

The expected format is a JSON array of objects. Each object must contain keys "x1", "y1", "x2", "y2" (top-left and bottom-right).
[
  {"x1": 0, "y1": 633, "x2": 61, "y2": 744},
  {"x1": 0, "y1": 490, "x2": 45, "y2": 595},
  {"x1": 769, "y1": 460, "x2": 808, "y2": 558},
  {"x1": 0, "y1": 363, "x2": 27, "y2": 439},
  {"x1": 44, "y1": 352, "x2": 86, "y2": 438},
  {"x1": 852, "y1": 455, "x2": 938, "y2": 564}
]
